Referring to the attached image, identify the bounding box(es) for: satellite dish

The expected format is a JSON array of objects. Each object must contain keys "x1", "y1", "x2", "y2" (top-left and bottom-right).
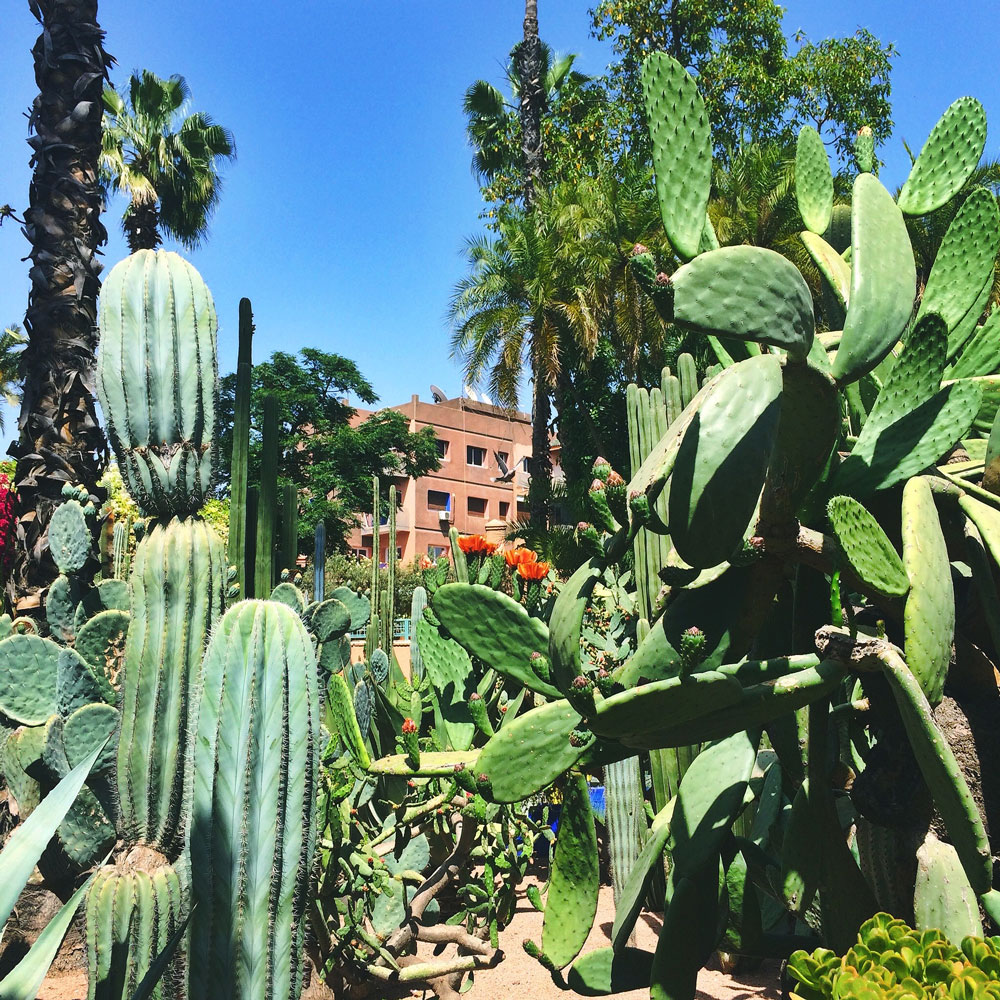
[
  {"x1": 430, "y1": 384, "x2": 447, "y2": 403},
  {"x1": 464, "y1": 385, "x2": 479, "y2": 402},
  {"x1": 480, "y1": 394, "x2": 493, "y2": 406}
]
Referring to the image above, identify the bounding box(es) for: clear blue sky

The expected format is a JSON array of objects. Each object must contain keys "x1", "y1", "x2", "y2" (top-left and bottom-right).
[{"x1": 1, "y1": 2, "x2": 998, "y2": 458}]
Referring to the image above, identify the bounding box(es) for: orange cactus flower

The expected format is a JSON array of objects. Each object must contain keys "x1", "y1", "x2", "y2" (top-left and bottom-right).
[
  {"x1": 457, "y1": 534, "x2": 494, "y2": 555},
  {"x1": 517, "y1": 558, "x2": 550, "y2": 581},
  {"x1": 419, "y1": 555, "x2": 434, "y2": 569}
]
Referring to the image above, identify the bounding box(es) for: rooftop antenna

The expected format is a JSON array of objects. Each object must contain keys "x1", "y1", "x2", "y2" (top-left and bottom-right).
[
  {"x1": 430, "y1": 384, "x2": 447, "y2": 404},
  {"x1": 480, "y1": 393, "x2": 493, "y2": 406},
  {"x1": 464, "y1": 385, "x2": 479, "y2": 402}
]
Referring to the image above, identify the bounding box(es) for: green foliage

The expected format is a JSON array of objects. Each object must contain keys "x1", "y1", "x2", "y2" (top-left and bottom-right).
[
  {"x1": 216, "y1": 348, "x2": 440, "y2": 549},
  {"x1": 590, "y1": 1, "x2": 896, "y2": 168}
]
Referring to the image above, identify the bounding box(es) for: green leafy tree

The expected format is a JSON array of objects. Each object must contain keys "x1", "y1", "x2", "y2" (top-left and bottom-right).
[
  {"x1": 216, "y1": 349, "x2": 441, "y2": 550},
  {"x1": 590, "y1": 1, "x2": 896, "y2": 167},
  {"x1": 100, "y1": 69, "x2": 236, "y2": 252}
]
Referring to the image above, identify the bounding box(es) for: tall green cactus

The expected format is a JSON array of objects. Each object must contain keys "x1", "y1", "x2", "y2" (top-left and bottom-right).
[
  {"x1": 254, "y1": 394, "x2": 279, "y2": 598},
  {"x1": 187, "y1": 599, "x2": 320, "y2": 1000},
  {"x1": 116, "y1": 515, "x2": 225, "y2": 852},
  {"x1": 227, "y1": 297, "x2": 254, "y2": 598},
  {"x1": 96, "y1": 250, "x2": 218, "y2": 516}
]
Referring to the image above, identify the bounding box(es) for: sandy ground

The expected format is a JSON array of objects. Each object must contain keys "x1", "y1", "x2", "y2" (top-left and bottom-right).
[{"x1": 38, "y1": 878, "x2": 783, "y2": 1000}]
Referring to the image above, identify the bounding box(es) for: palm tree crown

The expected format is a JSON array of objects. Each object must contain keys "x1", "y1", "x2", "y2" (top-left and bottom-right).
[{"x1": 101, "y1": 69, "x2": 236, "y2": 252}]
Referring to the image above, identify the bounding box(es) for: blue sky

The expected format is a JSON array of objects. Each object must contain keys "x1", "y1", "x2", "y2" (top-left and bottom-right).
[{"x1": 1, "y1": 1, "x2": 998, "y2": 457}]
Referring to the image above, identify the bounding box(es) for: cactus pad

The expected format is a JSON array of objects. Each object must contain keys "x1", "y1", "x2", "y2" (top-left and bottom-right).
[
  {"x1": 832, "y1": 173, "x2": 916, "y2": 385},
  {"x1": 431, "y1": 584, "x2": 559, "y2": 698},
  {"x1": 669, "y1": 353, "x2": 782, "y2": 568},
  {"x1": 898, "y1": 97, "x2": 987, "y2": 215},
  {"x1": 414, "y1": 617, "x2": 475, "y2": 751},
  {"x1": 795, "y1": 126, "x2": 833, "y2": 234},
  {"x1": 57, "y1": 646, "x2": 108, "y2": 716},
  {"x1": 913, "y1": 830, "x2": 982, "y2": 942},
  {"x1": 541, "y1": 772, "x2": 599, "y2": 969},
  {"x1": 63, "y1": 703, "x2": 119, "y2": 776},
  {"x1": 827, "y1": 495, "x2": 909, "y2": 598},
  {"x1": 310, "y1": 597, "x2": 351, "y2": 643},
  {"x1": 671, "y1": 246, "x2": 814, "y2": 361},
  {"x1": 48, "y1": 499, "x2": 92, "y2": 574},
  {"x1": 74, "y1": 610, "x2": 128, "y2": 703},
  {"x1": 269, "y1": 580, "x2": 306, "y2": 615},
  {"x1": 901, "y1": 477, "x2": 953, "y2": 706},
  {"x1": 918, "y1": 188, "x2": 1000, "y2": 349},
  {"x1": 46, "y1": 574, "x2": 79, "y2": 643},
  {"x1": 641, "y1": 52, "x2": 711, "y2": 261},
  {"x1": 474, "y1": 699, "x2": 586, "y2": 802},
  {"x1": 0, "y1": 635, "x2": 60, "y2": 724},
  {"x1": 329, "y1": 585, "x2": 370, "y2": 631}
]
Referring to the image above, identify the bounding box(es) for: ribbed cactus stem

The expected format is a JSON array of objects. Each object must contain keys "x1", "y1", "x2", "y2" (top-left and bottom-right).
[
  {"x1": 371, "y1": 476, "x2": 380, "y2": 614},
  {"x1": 187, "y1": 600, "x2": 320, "y2": 1000},
  {"x1": 112, "y1": 518, "x2": 130, "y2": 580},
  {"x1": 313, "y1": 521, "x2": 326, "y2": 603},
  {"x1": 85, "y1": 849, "x2": 185, "y2": 1000},
  {"x1": 97, "y1": 250, "x2": 218, "y2": 515},
  {"x1": 117, "y1": 515, "x2": 226, "y2": 854},
  {"x1": 410, "y1": 586, "x2": 427, "y2": 682},
  {"x1": 227, "y1": 297, "x2": 254, "y2": 598},
  {"x1": 386, "y1": 484, "x2": 397, "y2": 649},
  {"x1": 280, "y1": 480, "x2": 298, "y2": 576},
  {"x1": 254, "y1": 395, "x2": 279, "y2": 598}
]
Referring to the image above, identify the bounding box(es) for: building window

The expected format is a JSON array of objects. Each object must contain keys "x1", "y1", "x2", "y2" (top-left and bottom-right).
[
  {"x1": 517, "y1": 500, "x2": 530, "y2": 517},
  {"x1": 497, "y1": 450, "x2": 509, "y2": 467},
  {"x1": 427, "y1": 489, "x2": 451, "y2": 511},
  {"x1": 467, "y1": 445, "x2": 486, "y2": 467},
  {"x1": 467, "y1": 496, "x2": 487, "y2": 516},
  {"x1": 436, "y1": 439, "x2": 449, "y2": 460},
  {"x1": 499, "y1": 501, "x2": 509, "y2": 518},
  {"x1": 351, "y1": 547, "x2": 369, "y2": 560},
  {"x1": 520, "y1": 456, "x2": 531, "y2": 472},
  {"x1": 428, "y1": 544, "x2": 448, "y2": 560}
]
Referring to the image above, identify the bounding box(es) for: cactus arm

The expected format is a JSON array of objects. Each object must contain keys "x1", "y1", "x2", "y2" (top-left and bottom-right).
[{"x1": 913, "y1": 831, "x2": 983, "y2": 941}]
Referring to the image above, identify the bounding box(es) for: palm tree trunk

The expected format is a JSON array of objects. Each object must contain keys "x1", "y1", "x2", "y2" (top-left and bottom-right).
[
  {"x1": 517, "y1": 0, "x2": 551, "y2": 529},
  {"x1": 528, "y1": 363, "x2": 552, "y2": 531},
  {"x1": 123, "y1": 198, "x2": 162, "y2": 252},
  {"x1": 516, "y1": 0, "x2": 546, "y2": 210},
  {"x1": 7, "y1": 0, "x2": 112, "y2": 612}
]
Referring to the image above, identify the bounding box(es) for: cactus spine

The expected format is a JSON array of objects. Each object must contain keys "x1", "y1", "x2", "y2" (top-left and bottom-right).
[{"x1": 187, "y1": 600, "x2": 320, "y2": 1000}]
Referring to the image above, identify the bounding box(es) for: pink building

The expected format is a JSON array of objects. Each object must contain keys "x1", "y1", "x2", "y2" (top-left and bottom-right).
[{"x1": 346, "y1": 391, "x2": 550, "y2": 564}]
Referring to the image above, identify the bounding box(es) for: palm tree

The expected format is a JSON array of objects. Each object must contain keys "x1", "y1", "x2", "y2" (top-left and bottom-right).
[
  {"x1": 0, "y1": 327, "x2": 26, "y2": 434},
  {"x1": 8, "y1": 0, "x2": 112, "y2": 611},
  {"x1": 101, "y1": 69, "x2": 236, "y2": 252},
  {"x1": 450, "y1": 203, "x2": 600, "y2": 523}
]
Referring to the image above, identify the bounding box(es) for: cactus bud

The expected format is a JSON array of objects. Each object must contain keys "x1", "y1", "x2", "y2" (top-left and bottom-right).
[
  {"x1": 468, "y1": 691, "x2": 493, "y2": 737},
  {"x1": 401, "y1": 717, "x2": 419, "y2": 769}
]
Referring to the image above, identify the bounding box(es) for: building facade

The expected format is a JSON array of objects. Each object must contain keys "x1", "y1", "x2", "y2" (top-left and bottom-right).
[{"x1": 346, "y1": 391, "x2": 549, "y2": 564}]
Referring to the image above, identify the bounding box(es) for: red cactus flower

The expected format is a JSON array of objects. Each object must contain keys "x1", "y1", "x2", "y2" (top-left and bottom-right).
[{"x1": 401, "y1": 718, "x2": 417, "y2": 734}]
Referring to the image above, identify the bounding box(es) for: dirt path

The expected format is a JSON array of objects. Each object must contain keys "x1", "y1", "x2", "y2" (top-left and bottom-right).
[{"x1": 39, "y1": 880, "x2": 784, "y2": 1000}]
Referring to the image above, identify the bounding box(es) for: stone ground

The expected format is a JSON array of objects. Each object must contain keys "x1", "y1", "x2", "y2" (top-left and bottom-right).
[{"x1": 38, "y1": 878, "x2": 784, "y2": 1000}]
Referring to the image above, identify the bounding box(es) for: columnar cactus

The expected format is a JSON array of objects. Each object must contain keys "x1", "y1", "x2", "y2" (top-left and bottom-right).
[
  {"x1": 96, "y1": 250, "x2": 218, "y2": 516},
  {"x1": 187, "y1": 599, "x2": 320, "y2": 1000}
]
